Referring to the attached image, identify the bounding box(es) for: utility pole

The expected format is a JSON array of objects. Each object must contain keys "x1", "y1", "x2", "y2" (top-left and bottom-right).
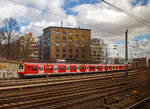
[
  {"x1": 125, "y1": 29, "x2": 128, "y2": 76},
  {"x1": 117, "y1": 52, "x2": 119, "y2": 64},
  {"x1": 105, "y1": 48, "x2": 108, "y2": 64}
]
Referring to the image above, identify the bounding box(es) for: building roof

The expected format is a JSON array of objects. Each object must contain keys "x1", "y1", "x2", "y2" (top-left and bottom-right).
[{"x1": 43, "y1": 26, "x2": 91, "y2": 31}]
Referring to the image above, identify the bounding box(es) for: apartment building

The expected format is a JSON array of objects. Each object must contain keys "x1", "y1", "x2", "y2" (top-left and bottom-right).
[
  {"x1": 91, "y1": 38, "x2": 104, "y2": 64},
  {"x1": 42, "y1": 26, "x2": 91, "y2": 63}
]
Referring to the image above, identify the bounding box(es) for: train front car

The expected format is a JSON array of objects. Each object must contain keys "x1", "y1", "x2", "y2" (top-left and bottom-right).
[
  {"x1": 17, "y1": 63, "x2": 26, "y2": 78},
  {"x1": 17, "y1": 63, "x2": 40, "y2": 78}
]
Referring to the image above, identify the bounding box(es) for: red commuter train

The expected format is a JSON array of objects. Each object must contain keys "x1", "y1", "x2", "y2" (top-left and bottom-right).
[{"x1": 17, "y1": 63, "x2": 129, "y2": 78}]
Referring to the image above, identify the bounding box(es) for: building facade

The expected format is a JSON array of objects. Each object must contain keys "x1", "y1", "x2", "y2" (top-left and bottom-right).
[
  {"x1": 42, "y1": 26, "x2": 91, "y2": 63},
  {"x1": 20, "y1": 32, "x2": 38, "y2": 61},
  {"x1": 91, "y1": 38, "x2": 104, "y2": 64}
]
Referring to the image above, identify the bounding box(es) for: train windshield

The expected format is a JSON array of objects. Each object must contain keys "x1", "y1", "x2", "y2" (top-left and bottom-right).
[
  {"x1": 19, "y1": 64, "x2": 24, "y2": 69},
  {"x1": 18, "y1": 64, "x2": 24, "y2": 72}
]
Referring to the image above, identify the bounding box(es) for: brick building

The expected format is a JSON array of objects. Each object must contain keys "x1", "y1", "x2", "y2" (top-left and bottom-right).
[{"x1": 42, "y1": 26, "x2": 91, "y2": 63}]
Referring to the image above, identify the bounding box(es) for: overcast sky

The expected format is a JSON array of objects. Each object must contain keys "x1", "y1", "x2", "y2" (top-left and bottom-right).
[{"x1": 0, "y1": 0, "x2": 150, "y2": 58}]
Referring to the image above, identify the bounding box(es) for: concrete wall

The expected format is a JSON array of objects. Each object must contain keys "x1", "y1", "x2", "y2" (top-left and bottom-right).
[
  {"x1": 0, "y1": 60, "x2": 18, "y2": 79},
  {"x1": 0, "y1": 61, "x2": 17, "y2": 71},
  {"x1": 0, "y1": 70, "x2": 18, "y2": 79}
]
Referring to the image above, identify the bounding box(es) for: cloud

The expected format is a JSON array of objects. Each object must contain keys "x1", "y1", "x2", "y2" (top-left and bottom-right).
[{"x1": 0, "y1": 0, "x2": 150, "y2": 58}]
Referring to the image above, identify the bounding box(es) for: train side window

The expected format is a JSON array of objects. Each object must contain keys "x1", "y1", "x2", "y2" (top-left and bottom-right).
[
  {"x1": 97, "y1": 66, "x2": 102, "y2": 69},
  {"x1": 33, "y1": 66, "x2": 37, "y2": 71},
  {"x1": 59, "y1": 66, "x2": 65, "y2": 70},
  {"x1": 28, "y1": 66, "x2": 30, "y2": 70},
  {"x1": 80, "y1": 66, "x2": 83, "y2": 69},
  {"x1": 71, "y1": 66, "x2": 76, "y2": 70},
  {"x1": 89, "y1": 66, "x2": 95, "y2": 69},
  {"x1": 45, "y1": 67, "x2": 49, "y2": 71},
  {"x1": 49, "y1": 66, "x2": 53, "y2": 70}
]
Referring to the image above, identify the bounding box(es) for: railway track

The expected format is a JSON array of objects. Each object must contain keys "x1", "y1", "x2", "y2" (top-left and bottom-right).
[
  {"x1": 0, "y1": 70, "x2": 138, "y2": 97},
  {"x1": 126, "y1": 96, "x2": 150, "y2": 109},
  {"x1": 0, "y1": 70, "x2": 149, "y2": 109},
  {"x1": 0, "y1": 70, "x2": 137, "y2": 87}
]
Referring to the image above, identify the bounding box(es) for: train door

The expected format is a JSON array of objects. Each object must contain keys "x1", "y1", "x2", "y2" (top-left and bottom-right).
[
  {"x1": 95, "y1": 65, "x2": 98, "y2": 72},
  {"x1": 66, "y1": 65, "x2": 70, "y2": 73},
  {"x1": 86, "y1": 65, "x2": 89, "y2": 72},
  {"x1": 54, "y1": 64, "x2": 58, "y2": 73},
  {"x1": 39, "y1": 65, "x2": 44, "y2": 74},
  {"x1": 77, "y1": 65, "x2": 80, "y2": 72}
]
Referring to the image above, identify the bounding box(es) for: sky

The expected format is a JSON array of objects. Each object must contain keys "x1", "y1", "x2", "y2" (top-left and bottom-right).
[{"x1": 0, "y1": 0, "x2": 150, "y2": 58}]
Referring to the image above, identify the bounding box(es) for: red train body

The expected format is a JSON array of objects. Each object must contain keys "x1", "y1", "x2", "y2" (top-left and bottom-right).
[{"x1": 17, "y1": 63, "x2": 129, "y2": 78}]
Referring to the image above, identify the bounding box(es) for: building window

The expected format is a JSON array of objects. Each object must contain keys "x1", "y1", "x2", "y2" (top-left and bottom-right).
[
  {"x1": 76, "y1": 40, "x2": 79, "y2": 44},
  {"x1": 75, "y1": 54, "x2": 78, "y2": 58},
  {"x1": 48, "y1": 37, "x2": 50, "y2": 40},
  {"x1": 69, "y1": 43, "x2": 72, "y2": 47},
  {"x1": 75, "y1": 33, "x2": 79, "y2": 37},
  {"x1": 63, "y1": 37, "x2": 66, "y2": 41},
  {"x1": 82, "y1": 54, "x2": 84, "y2": 58},
  {"x1": 69, "y1": 49, "x2": 72, "y2": 52},
  {"x1": 62, "y1": 54, "x2": 66, "y2": 58},
  {"x1": 63, "y1": 32, "x2": 66, "y2": 36},
  {"x1": 62, "y1": 43, "x2": 66, "y2": 47},
  {"x1": 56, "y1": 54, "x2": 59, "y2": 58},
  {"x1": 56, "y1": 48, "x2": 59, "y2": 52},
  {"x1": 69, "y1": 55, "x2": 72, "y2": 58},
  {"x1": 56, "y1": 43, "x2": 60, "y2": 47},
  {"x1": 69, "y1": 38, "x2": 72, "y2": 42},
  {"x1": 47, "y1": 31, "x2": 50, "y2": 36},
  {"x1": 56, "y1": 31, "x2": 59, "y2": 35},
  {"x1": 69, "y1": 32, "x2": 72, "y2": 36},
  {"x1": 75, "y1": 43, "x2": 79, "y2": 47},
  {"x1": 63, "y1": 48, "x2": 66, "y2": 52},
  {"x1": 56, "y1": 37, "x2": 60, "y2": 41}
]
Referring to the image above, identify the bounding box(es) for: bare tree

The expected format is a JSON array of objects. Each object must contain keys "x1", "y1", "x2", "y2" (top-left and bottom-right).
[{"x1": 0, "y1": 17, "x2": 20, "y2": 59}]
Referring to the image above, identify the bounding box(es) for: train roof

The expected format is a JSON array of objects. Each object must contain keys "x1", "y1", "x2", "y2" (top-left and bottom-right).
[{"x1": 18, "y1": 62, "x2": 124, "y2": 66}]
